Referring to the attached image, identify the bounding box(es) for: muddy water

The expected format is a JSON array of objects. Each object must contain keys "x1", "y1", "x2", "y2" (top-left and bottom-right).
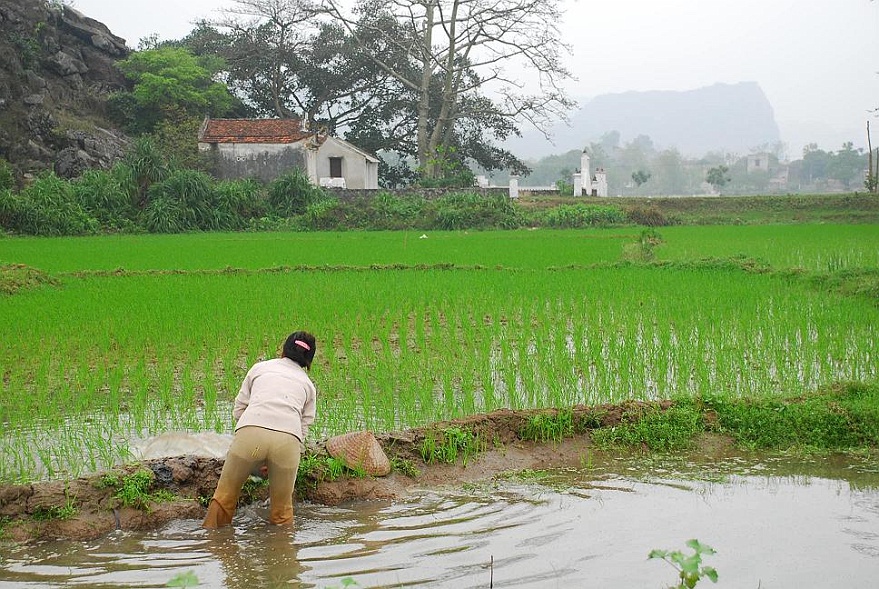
[{"x1": 1, "y1": 454, "x2": 878, "y2": 589}]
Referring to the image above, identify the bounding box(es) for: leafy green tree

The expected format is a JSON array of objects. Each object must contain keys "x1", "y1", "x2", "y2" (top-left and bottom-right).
[
  {"x1": 654, "y1": 148, "x2": 687, "y2": 195},
  {"x1": 108, "y1": 47, "x2": 239, "y2": 133},
  {"x1": 800, "y1": 143, "x2": 831, "y2": 185},
  {"x1": 828, "y1": 142, "x2": 866, "y2": 189},
  {"x1": 205, "y1": 0, "x2": 322, "y2": 119},
  {"x1": 632, "y1": 170, "x2": 652, "y2": 187},
  {"x1": 705, "y1": 165, "x2": 730, "y2": 192}
]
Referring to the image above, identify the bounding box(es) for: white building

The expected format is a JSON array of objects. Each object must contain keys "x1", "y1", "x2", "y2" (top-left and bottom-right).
[
  {"x1": 198, "y1": 118, "x2": 380, "y2": 189},
  {"x1": 573, "y1": 150, "x2": 608, "y2": 197}
]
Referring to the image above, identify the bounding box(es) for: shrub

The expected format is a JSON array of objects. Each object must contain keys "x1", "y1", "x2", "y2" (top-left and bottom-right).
[
  {"x1": 123, "y1": 137, "x2": 170, "y2": 208},
  {"x1": 0, "y1": 158, "x2": 15, "y2": 191},
  {"x1": 303, "y1": 197, "x2": 344, "y2": 230},
  {"x1": 143, "y1": 169, "x2": 217, "y2": 232},
  {"x1": 214, "y1": 178, "x2": 267, "y2": 221},
  {"x1": 268, "y1": 170, "x2": 324, "y2": 217},
  {"x1": 73, "y1": 169, "x2": 134, "y2": 228},
  {"x1": 428, "y1": 192, "x2": 522, "y2": 230},
  {"x1": 0, "y1": 173, "x2": 97, "y2": 235},
  {"x1": 368, "y1": 192, "x2": 425, "y2": 229},
  {"x1": 626, "y1": 204, "x2": 673, "y2": 227},
  {"x1": 540, "y1": 204, "x2": 626, "y2": 228}
]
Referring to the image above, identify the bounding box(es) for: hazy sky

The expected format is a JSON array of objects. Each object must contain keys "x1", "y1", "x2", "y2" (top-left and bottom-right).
[{"x1": 72, "y1": 0, "x2": 879, "y2": 154}]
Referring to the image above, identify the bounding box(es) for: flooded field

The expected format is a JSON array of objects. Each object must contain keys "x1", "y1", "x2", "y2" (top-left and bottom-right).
[{"x1": 2, "y1": 453, "x2": 877, "y2": 588}]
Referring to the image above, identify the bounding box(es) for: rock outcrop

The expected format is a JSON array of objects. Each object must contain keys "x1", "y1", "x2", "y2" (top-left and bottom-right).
[{"x1": 0, "y1": 0, "x2": 131, "y2": 180}]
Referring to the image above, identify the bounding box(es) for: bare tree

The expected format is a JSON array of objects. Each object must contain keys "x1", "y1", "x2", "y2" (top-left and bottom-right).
[
  {"x1": 323, "y1": 0, "x2": 575, "y2": 177},
  {"x1": 211, "y1": 0, "x2": 322, "y2": 118}
]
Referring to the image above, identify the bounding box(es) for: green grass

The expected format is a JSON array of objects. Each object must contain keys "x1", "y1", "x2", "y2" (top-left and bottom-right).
[
  {"x1": 0, "y1": 229, "x2": 634, "y2": 272},
  {"x1": 31, "y1": 494, "x2": 78, "y2": 521},
  {"x1": 588, "y1": 383, "x2": 879, "y2": 452},
  {"x1": 519, "y1": 409, "x2": 576, "y2": 443},
  {"x1": 419, "y1": 427, "x2": 483, "y2": 465},
  {"x1": 711, "y1": 382, "x2": 879, "y2": 449},
  {"x1": 97, "y1": 469, "x2": 176, "y2": 511},
  {"x1": 591, "y1": 402, "x2": 705, "y2": 452},
  {"x1": 0, "y1": 226, "x2": 877, "y2": 483},
  {"x1": 657, "y1": 225, "x2": 879, "y2": 271}
]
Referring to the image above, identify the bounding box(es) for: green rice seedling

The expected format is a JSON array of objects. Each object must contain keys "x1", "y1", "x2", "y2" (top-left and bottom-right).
[
  {"x1": 519, "y1": 409, "x2": 575, "y2": 443},
  {"x1": 419, "y1": 426, "x2": 482, "y2": 465},
  {"x1": 1, "y1": 229, "x2": 879, "y2": 483}
]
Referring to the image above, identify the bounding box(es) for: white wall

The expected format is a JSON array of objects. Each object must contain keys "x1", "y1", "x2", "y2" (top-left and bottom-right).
[{"x1": 316, "y1": 138, "x2": 379, "y2": 189}]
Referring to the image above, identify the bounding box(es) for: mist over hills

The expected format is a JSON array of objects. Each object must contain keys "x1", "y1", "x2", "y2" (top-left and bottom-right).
[{"x1": 507, "y1": 82, "x2": 782, "y2": 159}]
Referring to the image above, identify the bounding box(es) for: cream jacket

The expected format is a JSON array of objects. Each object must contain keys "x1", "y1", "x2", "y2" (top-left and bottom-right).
[{"x1": 233, "y1": 357, "x2": 317, "y2": 442}]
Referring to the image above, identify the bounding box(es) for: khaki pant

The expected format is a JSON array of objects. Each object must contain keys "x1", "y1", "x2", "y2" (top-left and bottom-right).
[{"x1": 203, "y1": 426, "x2": 302, "y2": 528}]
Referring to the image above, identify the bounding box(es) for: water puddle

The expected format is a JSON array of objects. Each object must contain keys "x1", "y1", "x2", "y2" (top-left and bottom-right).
[{"x1": 1, "y1": 454, "x2": 877, "y2": 588}]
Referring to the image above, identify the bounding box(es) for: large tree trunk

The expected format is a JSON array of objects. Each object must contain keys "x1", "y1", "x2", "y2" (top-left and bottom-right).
[
  {"x1": 424, "y1": 0, "x2": 460, "y2": 178},
  {"x1": 416, "y1": 2, "x2": 435, "y2": 174}
]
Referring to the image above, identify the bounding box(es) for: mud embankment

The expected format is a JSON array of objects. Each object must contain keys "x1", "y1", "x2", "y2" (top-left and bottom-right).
[{"x1": 0, "y1": 402, "x2": 688, "y2": 544}]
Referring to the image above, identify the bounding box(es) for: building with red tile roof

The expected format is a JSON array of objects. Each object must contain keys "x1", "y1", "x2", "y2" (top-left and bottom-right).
[{"x1": 198, "y1": 118, "x2": 379, "y2": 189}]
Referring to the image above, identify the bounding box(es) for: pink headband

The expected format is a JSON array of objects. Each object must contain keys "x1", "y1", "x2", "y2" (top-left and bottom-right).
[{"x1": 294, "y1": 340, "x2": 311, "y2": 351}]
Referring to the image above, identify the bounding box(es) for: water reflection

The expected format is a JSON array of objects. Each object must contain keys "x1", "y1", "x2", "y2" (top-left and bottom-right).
[
  {"x1": 1, "y1": 453, "x2": 878, "y2": 588},
  {"x1": 206, "y1": 526, "x2": 303, "y2": 588}
]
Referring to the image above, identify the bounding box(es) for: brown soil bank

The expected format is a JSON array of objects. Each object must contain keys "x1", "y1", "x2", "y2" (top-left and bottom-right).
[
  {"x1": 0, "y1": 402, "x2": 674, "y2": 544},
  {"x1": 4, "y1": 384, "x2": 877, "y2": 545}
]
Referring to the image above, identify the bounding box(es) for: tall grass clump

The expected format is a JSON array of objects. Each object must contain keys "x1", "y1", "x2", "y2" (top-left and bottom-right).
[
  {"x1": 143, "y1": 169, "x2": 218, "y2": 232},
  {"x1": 268, "y1": 169, "x2": 325, "y2": 217},
  {"x1": 0, "y1": 158, "x2": 15, "y2": 190},
  {"x1": 0, "y1": 172, "x2": 97, "y2": 235},
  {"x1": 368, "y1": 192, "x2": 425, "y2": 229},
  {"x1": 73, "y1": 169, "x2": 135, "y2": 229},
  {"x1": 123, "y1": 136, "x2": 169, "y2": 209},
  {"x1": 214, "y1": 178, "x2": 267, "y2": 228},
  {"x1": 539, "y1": 204, "x2": 626, "y2": 228},
  {"x1": 625, "y1": 204, "x2": 674, "y2": 227},
  {"x1": 427, "y1": 192, "x2": 522, "y2": 230}
]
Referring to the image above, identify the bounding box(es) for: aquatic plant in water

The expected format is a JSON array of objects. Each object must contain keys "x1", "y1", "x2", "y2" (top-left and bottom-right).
[{"x1": 649, "y1": 539, "x2": 718, "y2": 588}]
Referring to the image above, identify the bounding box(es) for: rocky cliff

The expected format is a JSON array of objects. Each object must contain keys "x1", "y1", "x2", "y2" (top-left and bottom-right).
[
  {"x1": 0, "y1": 0, "x2": 131, "y2": 180},
  {"x1": 506, "y1": 82, "x2": 783, "y2": 159}
]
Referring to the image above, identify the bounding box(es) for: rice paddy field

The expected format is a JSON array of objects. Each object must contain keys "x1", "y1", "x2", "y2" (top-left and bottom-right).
[{"x1": 1, "y1": 224, "x2": 878, "y2": 484}]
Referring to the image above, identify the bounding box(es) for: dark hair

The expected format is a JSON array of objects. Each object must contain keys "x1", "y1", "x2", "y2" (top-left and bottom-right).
[{"x1": 282, "y1": 331, "x2": 317, "y2": 369}]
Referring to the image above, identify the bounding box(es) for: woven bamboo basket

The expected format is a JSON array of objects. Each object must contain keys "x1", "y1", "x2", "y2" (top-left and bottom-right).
[{"x1": 325, "y1": 431, "x2": 391, "y2": 476}]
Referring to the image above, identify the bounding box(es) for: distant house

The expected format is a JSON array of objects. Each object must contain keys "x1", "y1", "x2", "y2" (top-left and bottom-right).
[
  {"x1": 197, "y1": 118, "x2": 380, "y2": 189},
  {"x1": 746, "y1": 153, "x2": 772, "y2": 174},
  {"x1": 746, "y1": 151, "x2": 789, "y2": 191}
]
